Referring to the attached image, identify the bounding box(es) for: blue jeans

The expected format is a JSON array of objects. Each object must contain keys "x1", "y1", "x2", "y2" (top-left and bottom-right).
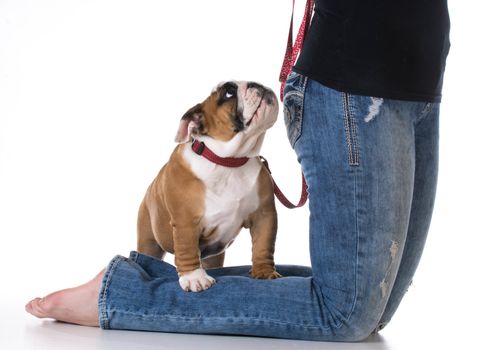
[{"x1": 98, "y1": 72, "x2": 440, "y2": 341}]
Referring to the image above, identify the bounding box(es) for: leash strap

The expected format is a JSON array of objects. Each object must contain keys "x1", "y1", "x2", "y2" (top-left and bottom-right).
[
  {"x1": 260, "y1": 156, "x2": 308, "y2": 209},
  {"x1": 274, "y1": 0, "x2": 314, "y2": 208},
  {"x1": 278, "y1": 0, "x2": 315, "y2": 101}
]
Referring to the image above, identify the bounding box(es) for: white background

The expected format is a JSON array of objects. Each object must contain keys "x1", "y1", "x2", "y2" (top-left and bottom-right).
[{"x1": 0, "y1": 1, "x2": 484, "y2": 349}]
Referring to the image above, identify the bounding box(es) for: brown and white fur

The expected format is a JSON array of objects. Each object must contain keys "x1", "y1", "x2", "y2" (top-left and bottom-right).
[{"x1": 137, "y1": 81, "x2": 280, "y2": 292}]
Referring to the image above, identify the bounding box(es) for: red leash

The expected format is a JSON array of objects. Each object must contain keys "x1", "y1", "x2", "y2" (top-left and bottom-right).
[
  {"x1": 279, "y1": 0, "x2": 315, "y2": 101},
  {"x1": 275, "y1": 0, "x2": 315, "y2": 207},
  {"x1": 260, "y1": 156, "x2": 308, "y2": 209}
]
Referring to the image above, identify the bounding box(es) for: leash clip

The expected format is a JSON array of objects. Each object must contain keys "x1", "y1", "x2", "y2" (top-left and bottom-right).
[{"x1": 259, "y1": 156, "x2": 272, "y2": 174}]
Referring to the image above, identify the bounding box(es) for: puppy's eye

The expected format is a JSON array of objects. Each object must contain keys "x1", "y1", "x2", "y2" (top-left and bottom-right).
[
  {"x1": 218, "y1": 83, "x2": 237, "y2": 105},
  {"x1": 223, "y1": 85, "x2": 237, "y2": 100}
]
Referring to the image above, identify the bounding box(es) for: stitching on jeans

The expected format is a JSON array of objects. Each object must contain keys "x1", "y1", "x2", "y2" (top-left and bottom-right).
[
  {"x1": 299, "y1": 76, "x2": 308, "y2": 125},
  {"x1": 342, "y1": 93, "x2": 360, "y2": 166},
  {"x1": 342, "y1": 164, "x2": 362, "y2": 326},
  {"x1": 107, "y1": 309, "x2": 329, "y2": 331},
  {"x1": 342, "y1": 94, "x2": 351, "y2": 164},
  {"x1": 349, "y1": 100, "x2": 360, "y2": 165},
  {"x1": 283, "y1": 90, "x2": 303, "y2": 100},
  {"x1": 99, "y1": 256, "x2": 124, "y2": 329},
  {"x1": 301, "y1": 76, "x2": 308, "y2": 92}
]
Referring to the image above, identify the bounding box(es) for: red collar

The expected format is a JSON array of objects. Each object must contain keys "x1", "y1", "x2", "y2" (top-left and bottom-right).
[{"x1": 191, "y1": 140, "x2": 250, "y2": 167}]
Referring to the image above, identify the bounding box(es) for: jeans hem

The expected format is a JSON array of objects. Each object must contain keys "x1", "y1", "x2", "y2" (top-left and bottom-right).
[{"x1": 98, "y1": 255, "x2": 125, "y2": 329}]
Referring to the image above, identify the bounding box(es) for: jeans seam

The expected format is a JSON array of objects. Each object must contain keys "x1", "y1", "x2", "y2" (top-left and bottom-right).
[
  {"x1": 106, "y1": 309, "x2": 329, "y2": 331},
  {"x1": 344, "y1": 169, "x2": 362, "y2": 326},
  {"x1": 98, "y1": 255, "x2": 124, "y2": 329},
  {"x1": 415, "y1": 102, "x2": 434, "y2": 126},
  {"x1": 342, "y1": 93, "x2": 360, "y2": 166},
  {"x1": 299, "y1": 77, "x2": 308, "y2": 148},
  {"x1": 321, "y1": 169, "x2": 361, "y2": 331}
]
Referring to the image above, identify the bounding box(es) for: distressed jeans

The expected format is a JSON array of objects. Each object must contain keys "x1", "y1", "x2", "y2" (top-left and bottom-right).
[{"x1": 98, "y1": 72, "x2": 440, "y2": 341}]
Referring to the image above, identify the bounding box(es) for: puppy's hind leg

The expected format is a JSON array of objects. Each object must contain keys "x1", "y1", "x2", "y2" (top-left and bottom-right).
[
  {"x1": 137, "y1": 201, "x2": 165, "y2": 259},
  {"x1": 201, "y1": 251, "x2": 225, "y2": 269}
]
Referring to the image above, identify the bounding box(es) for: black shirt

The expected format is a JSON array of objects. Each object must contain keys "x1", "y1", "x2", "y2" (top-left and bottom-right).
[{"x1": 293, "y1": 0, "x2": 451, "y2": 102}]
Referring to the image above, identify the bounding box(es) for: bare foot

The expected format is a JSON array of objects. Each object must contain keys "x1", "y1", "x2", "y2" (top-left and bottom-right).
[{"x1": 25, "y1": 269, "x2": 105, "y2": 327}]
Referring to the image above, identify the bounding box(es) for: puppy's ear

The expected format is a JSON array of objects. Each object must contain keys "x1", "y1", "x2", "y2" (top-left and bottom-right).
[{"x1": 175, "y1": 104, "x2": 204, "y2": 143}]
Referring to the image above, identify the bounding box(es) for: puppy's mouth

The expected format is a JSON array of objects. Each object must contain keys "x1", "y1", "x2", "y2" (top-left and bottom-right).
[
  {"x1": 245, "y1": 91, "x2": 274, "y2": 127},
  {"x1": 245, "y1": 99, "x2": 263, "y2": 127}
]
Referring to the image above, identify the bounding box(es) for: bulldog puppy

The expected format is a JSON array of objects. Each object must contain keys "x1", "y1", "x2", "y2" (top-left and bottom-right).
[{"x1": 137, "y1": 81, "x2": 280, "y2": 292}]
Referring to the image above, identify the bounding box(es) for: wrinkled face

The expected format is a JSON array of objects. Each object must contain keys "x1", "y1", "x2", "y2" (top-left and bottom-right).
[{"x1": 175, "y1": 81, "x2": 278, "y2": 143}]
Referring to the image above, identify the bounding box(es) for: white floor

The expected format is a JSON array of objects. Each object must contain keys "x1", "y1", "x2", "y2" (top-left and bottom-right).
[
  {"x1": 0, "y1": 302, "x2": 390, "y2": 350},
  {"x1": 0, "y1": 295, "x2": 480, "y2": 350}
]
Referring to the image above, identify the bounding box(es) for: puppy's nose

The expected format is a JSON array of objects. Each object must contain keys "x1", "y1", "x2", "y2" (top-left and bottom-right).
[
  {"x1": 247, "y1": 82, "x2": 266, "y2": 96},
  {"x1": 248, "y1": 82, "x2": 275, "y2": 105}
]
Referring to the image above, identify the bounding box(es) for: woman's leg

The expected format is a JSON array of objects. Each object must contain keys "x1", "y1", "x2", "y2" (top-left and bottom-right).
[
  {"x1": 285, "y1": 74, "x2": 423, "y2": 338},
  {"x1": 25, "y1": 254, "x2": 312, "y2": 328},
  {"x1": 26, "y1": 73, "x2": 431, "y2": 341},
  {"x1": 374, "y1": 103, "x2": 440, "y2": 331}
]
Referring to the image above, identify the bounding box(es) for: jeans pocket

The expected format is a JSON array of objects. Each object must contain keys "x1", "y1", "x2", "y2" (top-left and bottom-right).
[{"x1": 283, "y1": 71, "x2": 308, "y2": 148}]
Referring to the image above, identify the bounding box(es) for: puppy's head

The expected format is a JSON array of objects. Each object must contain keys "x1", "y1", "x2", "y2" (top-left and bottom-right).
[{"x1": 175, "y1": 81, "x2": 278, "y2": 144}]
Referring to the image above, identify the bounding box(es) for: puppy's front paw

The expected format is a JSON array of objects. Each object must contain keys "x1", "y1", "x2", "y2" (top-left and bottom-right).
[
  {"x1": 179, "y1": 268, "x2": 216, "y2": 292},
  {"x1": 251, "y1": 266, "x2": 282, "y2": 280}
]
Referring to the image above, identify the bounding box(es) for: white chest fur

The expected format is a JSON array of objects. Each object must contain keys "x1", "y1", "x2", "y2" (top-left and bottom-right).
[{"x1": 182, "y1": 143, "x2": 261, "y2": 257}]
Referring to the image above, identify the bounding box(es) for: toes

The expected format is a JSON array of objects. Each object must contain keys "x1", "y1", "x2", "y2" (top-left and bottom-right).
[
  {"x1": 25, "y1": 299, "x2": 36, "y2": 314},
  {"x1": 251, "y1": 268, "x2": 282, "y2": 280},
  {"x1": 26, "y1": 292, "x2": 63, "y2": 319},
  {"x1": 190, "y1": 280, "x2": 202, "y2": 292},
  {"x1": 179, "y1": 278, "x2": 190, "y2": 292},
  {"x1": 26, "y1": 298, "x2": 48, "y2": 318},
  {"x1": 268, "y1": 271, "x2": 282, "y2": 279},
  {"x1": 184, "y1": 277, "x2": 208, "y2": 292},
  {"x1": 25, "y1": 297, "x2": 39, "y2": 311},
  {"x1": 178, "y1": 268, "x2": 216, "y2": 292},
  {"x1": 198, "y1": 276, "x2": 215, "y2": 291}
]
